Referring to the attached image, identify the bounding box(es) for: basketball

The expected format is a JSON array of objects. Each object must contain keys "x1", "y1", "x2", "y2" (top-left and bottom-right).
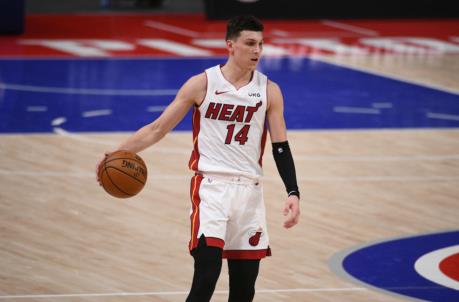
[{"x1": 98, "y1": 150, "x2": 148, "y2": 198}]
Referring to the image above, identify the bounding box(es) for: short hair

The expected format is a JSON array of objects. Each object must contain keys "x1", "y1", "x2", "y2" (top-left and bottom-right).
[{"x1": 225, "y1": 15, "x2": 264, "y2": 41}]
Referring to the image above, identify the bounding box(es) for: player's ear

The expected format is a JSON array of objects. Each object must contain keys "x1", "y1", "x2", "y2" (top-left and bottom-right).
[{"x1": 226, "y1": 39, "x2": 234, "y2": 54}]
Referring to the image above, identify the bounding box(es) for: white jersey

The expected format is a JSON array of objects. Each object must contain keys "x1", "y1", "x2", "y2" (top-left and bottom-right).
[{"x1": 188, "y1": 65, "x2": 268, "y2": 178}]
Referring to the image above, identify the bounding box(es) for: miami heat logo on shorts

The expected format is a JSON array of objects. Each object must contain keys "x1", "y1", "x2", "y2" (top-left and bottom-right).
[{"x1": 248, "y1": 229, "x2": 264, "y2": 246}]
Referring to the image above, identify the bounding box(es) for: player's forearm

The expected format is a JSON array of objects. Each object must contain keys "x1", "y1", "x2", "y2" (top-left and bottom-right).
[
  {"x1": 117, "y1": 122, "x2": 165, "y2": 153},
  {"x1": 272, "y1": 141, "x2": 300, "y2": 199}
]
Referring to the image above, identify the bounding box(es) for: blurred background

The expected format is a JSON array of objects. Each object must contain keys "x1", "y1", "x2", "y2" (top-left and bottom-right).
[
  {"x1": 1, "y1": 1, "x2": 459, "y2": 302},
  {"x1": 2, "y1": 0, "x2": 459, "y2": 34}
]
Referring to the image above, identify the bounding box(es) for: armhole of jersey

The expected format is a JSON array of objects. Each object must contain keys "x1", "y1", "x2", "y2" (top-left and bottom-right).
[
  {"x1": 196, "y1": 71, "x2": 208, "y2": 108},
  {"x1": 265, "y1": 76, "x2": 270, "y2": 111}
]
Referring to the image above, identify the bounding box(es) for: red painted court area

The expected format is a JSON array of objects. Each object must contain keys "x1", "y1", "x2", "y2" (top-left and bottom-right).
[
  {"x1": 440, "y1": 253, "x2": 459, "y2": 282},
  {"x1": 0, "y1": 14, "x2": 458, "y2": 57}
]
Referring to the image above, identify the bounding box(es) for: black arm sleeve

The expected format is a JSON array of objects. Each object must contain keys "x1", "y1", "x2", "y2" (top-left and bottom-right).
[{"x1": 272, "y1": 141, "x2": 300, "y2": 198}]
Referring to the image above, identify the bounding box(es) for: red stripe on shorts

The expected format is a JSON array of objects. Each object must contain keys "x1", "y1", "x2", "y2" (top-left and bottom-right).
[
  {"x1": 205, "y1": 237, "x2": 225, "y2": 249},
  {"x1": 189, "y1": 174, "x2": 203, "y2": 251}
]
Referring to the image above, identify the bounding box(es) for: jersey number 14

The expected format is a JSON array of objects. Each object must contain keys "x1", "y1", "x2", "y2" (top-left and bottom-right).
[{"x1": 225, "y1": 124, "x2": 250, "y2": 145}]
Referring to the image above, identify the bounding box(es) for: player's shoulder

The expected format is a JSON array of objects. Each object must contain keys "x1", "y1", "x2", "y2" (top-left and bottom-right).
[
  {"x1": 186, "y1": 72, "x2": 207, "y2": 89},
  {"x1": 177, "y1": 72, "x2": 207, "y2": 105},
  {"x1": 267, "y1": 78, "x2": 278, "y2": 87},
  {"x1": 180, "y1": 72, "x2": 206, "y2": 94},
  {"x1": 266, "y1": 79, "x2": 284, "y2": 110},
  {"x1": 267, "y1": 79, "x2": 282, "y2": 95}
]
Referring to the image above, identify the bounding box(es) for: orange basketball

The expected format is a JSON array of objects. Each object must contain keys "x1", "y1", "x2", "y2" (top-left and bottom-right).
[{"x1": 98, "y1": 150, "x2": 147, "y2": 198}]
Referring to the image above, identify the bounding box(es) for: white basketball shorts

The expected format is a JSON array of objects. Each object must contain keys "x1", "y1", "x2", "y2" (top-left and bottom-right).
[{"x1": 188, "y1": 173, "x2": 271, "y2": 259}]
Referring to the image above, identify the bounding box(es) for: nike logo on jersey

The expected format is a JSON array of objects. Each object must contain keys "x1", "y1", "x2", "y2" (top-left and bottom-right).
[
  {"x1": 205, "y1": 101, "x2": 262, "y2": 123},
  {"x1": 215, "y1": 90, "x2": 230, "y2": 95}
]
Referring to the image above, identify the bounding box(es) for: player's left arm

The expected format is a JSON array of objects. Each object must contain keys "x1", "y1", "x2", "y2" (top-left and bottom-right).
[{"x1": 266, "y1": 80, "x2": 300, "y2": 229}]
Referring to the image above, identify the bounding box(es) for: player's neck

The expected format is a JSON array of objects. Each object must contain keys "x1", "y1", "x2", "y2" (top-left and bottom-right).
[{"x1": 220, "y1": 60, "x2": 253, "y2": 89}]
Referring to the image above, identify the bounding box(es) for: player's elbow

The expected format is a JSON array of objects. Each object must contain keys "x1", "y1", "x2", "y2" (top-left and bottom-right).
[{"x1": 146, "y1": 120, "x2": 168, "y2": 142}]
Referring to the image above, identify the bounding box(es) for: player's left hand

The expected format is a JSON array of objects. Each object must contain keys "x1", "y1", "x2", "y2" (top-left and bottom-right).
[{"x1": 283, "y1": 195, "x2": 300, "y2": 228}]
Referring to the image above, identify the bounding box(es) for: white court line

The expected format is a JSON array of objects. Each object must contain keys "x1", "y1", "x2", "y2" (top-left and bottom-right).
[
  {"x1": 52, "y1": 127, "x2": 190, "y2": 154},
  {"x1": 147, "y1": 105, "x2": 168, "y2": 112},
  {"x1": 0, "y1": 169, "x2": 458, "y2": 183},
  {"x1": 82, "y1": 109, "x2": 112, "y2": 118},
  {"x1": 0, "y1": 287, "x2": 367, "y2": 299},
  {"x1": 294, "y1": 154, "x2": 459, "y2": 161},
  {"x1": 144, "y1": 20, "x2": 200, "y2": 38},
  {"x1": 26, "y1": 106, "x2": 48, "y2": 112},
  {"x1": 35, "y1": 127, "x2": 459, "y2": 161},
  {"x1": 38, "y1": 127, "x2": 459, "y2": 161},
  {"x1": 0, "y1": 83, "x2": 178, "y2": 96},
  {"x1": 427, "y1": 112, "x2": 459, "y2": 122},
  {"x1": 299, "y1": 176, "x2": 459, "y2": 182},
  {"x1": 51, "y1": 117, "x2": 66, "y2": 126},
  {"x1": 138, "y1": 39, "x2": 212, "y2": 56},
  {"x1": 0, "y1": 170, "x2": 95, "y2": 178},
  {"x1": 334, "y1": 106, "x2": 380, "y2": 114},
  {"x1": 271, "y1": 30, "x2": 290, "y2": 37},
  {"x1": 372, "y1": 102, "x2": 393, "y2": 109},
  {"x1": 321, "y1": 20, "x2": 379, "y2": 36},
  {"x1": 1, "y1": 285, "x2": 452, "y2": 299}
]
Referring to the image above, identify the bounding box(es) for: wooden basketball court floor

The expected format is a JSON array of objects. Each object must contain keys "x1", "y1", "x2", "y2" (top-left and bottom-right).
[{"x1": 1, "y1": 16, "x2": 459, "y2": 302}]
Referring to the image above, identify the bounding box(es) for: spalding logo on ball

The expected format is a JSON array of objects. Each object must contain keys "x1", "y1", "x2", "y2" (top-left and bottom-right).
[{"x1": 98, "y1": 150, "x2": 147, "y2": 198}]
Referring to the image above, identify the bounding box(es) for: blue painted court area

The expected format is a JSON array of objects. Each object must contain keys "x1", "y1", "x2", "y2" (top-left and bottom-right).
[
  {"x1": 0, "y1": 57, "x2": 458, "y2": 133},
  {"x1": 341, "y1": 230, "x2": 459, "y2": 302}
]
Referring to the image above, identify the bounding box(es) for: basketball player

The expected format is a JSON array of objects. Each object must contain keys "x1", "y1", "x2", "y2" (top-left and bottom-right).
[{"x1": 97, "y1": 15, "x2": 300, "y2": 302}]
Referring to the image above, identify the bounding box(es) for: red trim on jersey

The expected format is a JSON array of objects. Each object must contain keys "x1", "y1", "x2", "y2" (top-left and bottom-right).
[
  {"x1": 205, "y1": 237, "x2": 225, "y2": 249},
  {"x1": 188, "y1": 72, "x2": 205, "y2": 171},
  {"x1": 188, "y1": 174, "x2": 204, "y2": 251},
  {"x1": 258, "y1": 121, "x2": 268, "y2": 167},
  {"x1": 188, "y1": 106, "x2": 201, "y2": 171},
  {"x1": 223, "y1": 247, "x2": 272, "y2": 260},
  {"x1": 196, "y1": 71, "x2": 207, "y2": 108}
]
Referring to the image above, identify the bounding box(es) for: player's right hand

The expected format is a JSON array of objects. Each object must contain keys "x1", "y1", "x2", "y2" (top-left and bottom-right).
[{"x1": 283, "y1": 195, "x2": 300, "y2": 228}]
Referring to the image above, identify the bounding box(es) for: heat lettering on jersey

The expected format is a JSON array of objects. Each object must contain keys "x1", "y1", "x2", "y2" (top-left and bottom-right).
[{"x1": 205, "y1": 101, "x2": 262, "y2": 123}]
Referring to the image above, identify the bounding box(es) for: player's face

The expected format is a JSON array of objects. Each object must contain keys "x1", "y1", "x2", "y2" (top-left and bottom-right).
[{"x1": 227, "y1": 30, "x2": 263, "y2": 70}]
